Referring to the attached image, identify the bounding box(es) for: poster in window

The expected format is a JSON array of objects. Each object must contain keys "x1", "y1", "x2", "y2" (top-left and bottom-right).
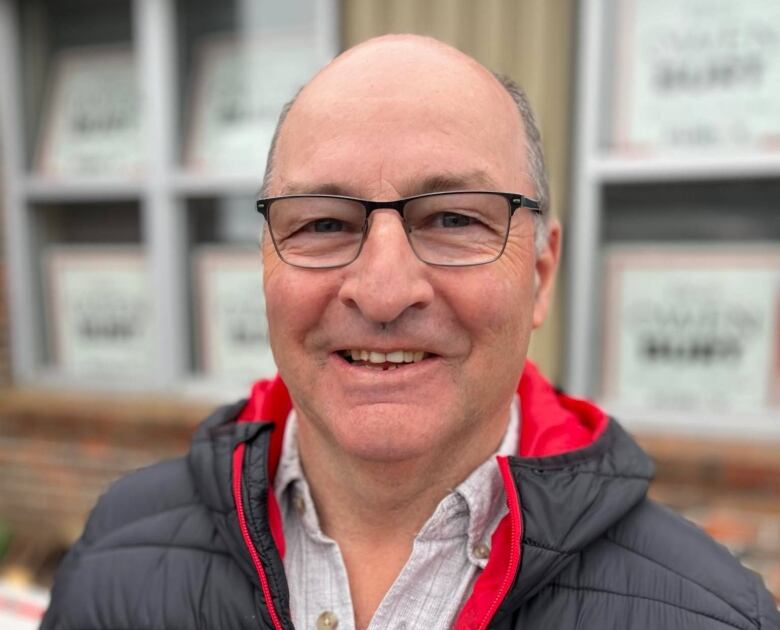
[
  {"x1": 194, "y1": 248, "x2": 276, "y2": 380},
  {"x1": 37, "y1": 47, "x2": 142, "y2": 178},
  {"x1": 602, "y1": 246, "x2": 780, "y2": 414},
  {"x1": 184, "y1": 35, "x2": 319, "y2": 175},
  {"x1": 46, "y1": 248, "x2": 153, "y2": 377},
  {"x1": 613, "y1": 0, "x2": 780, "y2": 152}
]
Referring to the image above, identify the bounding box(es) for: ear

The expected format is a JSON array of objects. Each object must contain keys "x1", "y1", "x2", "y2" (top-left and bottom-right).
[{"x1": 532, "y1": 218, "x2": 561, "y2": 329}]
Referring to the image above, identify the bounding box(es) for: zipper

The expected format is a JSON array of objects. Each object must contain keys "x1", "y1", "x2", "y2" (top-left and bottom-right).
[
  {"x1": 232, "y1": 441, "x2": 284, "y2": 630},
  {"x1": 476, "y1": 456, "x2": 523, "y2": 630}
]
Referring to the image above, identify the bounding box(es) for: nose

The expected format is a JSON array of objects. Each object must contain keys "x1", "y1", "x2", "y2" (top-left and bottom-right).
[{"x1": 338, "y1": 210, "x2": 434, "y2": 324}]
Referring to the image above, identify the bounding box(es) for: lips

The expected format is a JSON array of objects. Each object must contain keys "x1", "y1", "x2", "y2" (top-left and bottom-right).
[{"x1": 337, "y1": 349, "x2": 432, "y2": 370}]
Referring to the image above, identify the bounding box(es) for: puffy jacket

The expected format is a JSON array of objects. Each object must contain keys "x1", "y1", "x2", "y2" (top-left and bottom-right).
[{"x1": 42, "y1": 362, "x2": 780, "y2": 629}]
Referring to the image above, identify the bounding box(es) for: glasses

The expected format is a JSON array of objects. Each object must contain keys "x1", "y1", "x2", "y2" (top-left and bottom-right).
[{"x1": 256, "y1": 191, "x2": 541, "y2": 269}]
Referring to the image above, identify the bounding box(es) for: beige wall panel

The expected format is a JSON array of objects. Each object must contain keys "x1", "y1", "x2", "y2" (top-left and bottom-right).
[
  {"x1": 526, "y1": 1, "x2": 573, "y2": 384},
  {"x1": 492, "y1": 0, "x2": 521, "y2": 77},
  {"x1": 386, "y1": 0, "x2": 420, "y2": 34},
  {"x1": 343, "y1": 0, "x2": 385, "y2": 41},
  {"x1": 512, "y1": 1, "x2": 544, "y2": 100},
  {"x1": 472, "y1": 0, "x2": 504, "y2": 69},
  {"x1": 428, "y1": 0, "x2": 461, "y2": 44},
  {"x1": 341, "y1": 0, "x2": 575, "y2": 383}
]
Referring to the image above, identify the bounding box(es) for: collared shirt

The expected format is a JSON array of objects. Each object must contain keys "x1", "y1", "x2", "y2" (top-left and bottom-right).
[{"x1": 274, "y1": 399, "x2": 520, "y2": 630}]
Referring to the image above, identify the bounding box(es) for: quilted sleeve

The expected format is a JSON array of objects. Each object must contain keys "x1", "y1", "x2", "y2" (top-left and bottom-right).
[
  {"x1": 39, "y1": 535, "x2": 89, "y2": 629},
  {"x1": 755, "y1": 571, "x2": 780, "y2": 629}
]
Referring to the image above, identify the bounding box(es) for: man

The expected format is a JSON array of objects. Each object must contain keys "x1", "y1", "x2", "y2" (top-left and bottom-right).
[{"x1": 43, "y1": 35, "x2": 778, "y2": 630}]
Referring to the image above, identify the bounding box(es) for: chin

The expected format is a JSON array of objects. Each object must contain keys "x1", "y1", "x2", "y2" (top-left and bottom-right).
[{"x1": 327, "y1": 407, "x2": 445, "y2": 464}]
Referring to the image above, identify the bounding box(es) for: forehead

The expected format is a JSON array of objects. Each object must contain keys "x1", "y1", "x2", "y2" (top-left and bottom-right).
[{"x1": 271, "y1": 40, "x2": 529, "y2": 198}]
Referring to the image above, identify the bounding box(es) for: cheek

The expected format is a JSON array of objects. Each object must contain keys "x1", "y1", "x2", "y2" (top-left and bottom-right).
[
  {"x1": 263, "y1": 254, "x2": 343, "y2": 365},
  {"x1": 444, "y1": 261, "x2": 536, "y2": 351},
  {"x1": 262, "y1": 251, "x2": 289, "y2": 345},
  {"x1": 264, "y1": 260, "x2": 317, "y2": 350},
  {"x1": 484, "y1": 289, "x2": 532, "y2": 362},
  {"x1": 438, "y1": 267, "x2": 535, "y2": 415},
  {"x1": 496, "y1": 241, "x2": 538, "y2": 326},
  {"x1": 264, "y1": 273, "x2": 322, "y2": 386}
]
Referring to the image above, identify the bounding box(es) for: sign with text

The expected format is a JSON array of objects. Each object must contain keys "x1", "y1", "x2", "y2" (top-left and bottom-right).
[
  {"x1": 46, "y1": 248, "x2": 153, "y2": 377},
  {"x1": 37, "y1": 47, "x2": 142, "y2": 177},
  {"x1": 614, "y1": 0, "x2": 780, "y2": 151},
  {"x1": 194, "y1": 248, "x2": 276, "y2": 381},
  {"x1": 184, "y1": 35, "x2": 318, "y2": 175},
  {"x1": 602, "y1": 247, "x2": 780, "y2": 413}
]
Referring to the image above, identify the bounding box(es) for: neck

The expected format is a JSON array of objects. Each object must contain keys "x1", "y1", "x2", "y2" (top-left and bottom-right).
[
  {"x1": 293, "y1": 405, "x2": 511, "y2": 627},
  {"x1": 295, "y1": 410, "x2": 509, "y2": 542}
]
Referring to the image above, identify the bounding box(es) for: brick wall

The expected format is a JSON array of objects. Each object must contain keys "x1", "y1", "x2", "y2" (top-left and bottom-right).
[{"x1": 0, "y1": 391, "x2": 212, "y2": 583}]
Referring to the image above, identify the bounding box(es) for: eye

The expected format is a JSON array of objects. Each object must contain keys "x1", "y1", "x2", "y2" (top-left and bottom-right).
[
  {"x1": 439, "y1": 212, "x2": 475, "y2": 228},
  {"x1": 307, "y1": 218, "x2": 345, "y2": 233}
]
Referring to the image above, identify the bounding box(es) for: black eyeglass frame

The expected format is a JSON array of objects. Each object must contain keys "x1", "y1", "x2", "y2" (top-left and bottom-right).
[{"x1": 255, "y1": 190, "x2": 542, "y2": 269}]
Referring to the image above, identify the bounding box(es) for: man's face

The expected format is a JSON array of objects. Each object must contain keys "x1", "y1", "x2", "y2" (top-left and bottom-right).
[{"x1": 263, "y1": 40, "x2": 559, "y2": 464}]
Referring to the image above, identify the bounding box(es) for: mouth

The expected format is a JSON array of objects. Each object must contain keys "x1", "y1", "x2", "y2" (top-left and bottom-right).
[{"x1": 336, "y1": 349, "x2": 433, "y2": 371}]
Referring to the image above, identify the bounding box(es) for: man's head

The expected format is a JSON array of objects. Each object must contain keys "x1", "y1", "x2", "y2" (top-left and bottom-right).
[{"x1": 261, "y1": 35, "x2": 561, "y2": 467}]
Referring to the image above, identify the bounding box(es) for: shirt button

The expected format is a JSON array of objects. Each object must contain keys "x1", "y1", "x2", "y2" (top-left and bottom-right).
[
  {"x1": 293, "y1": 494, "x2": 305, "y2": 515},
  {"x1": 316, "y1": 611, "x2": 339, "y2": 629},
  {"x1": 473, "y1": 542, "x2": 491, "y2": 560}
]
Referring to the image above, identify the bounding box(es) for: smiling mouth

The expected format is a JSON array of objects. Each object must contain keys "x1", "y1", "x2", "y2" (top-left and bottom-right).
[{"x1": 337, "y1": 349, "x2": 432, "y2": 371}]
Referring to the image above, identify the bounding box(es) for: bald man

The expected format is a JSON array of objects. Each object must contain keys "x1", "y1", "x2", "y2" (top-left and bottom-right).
[{"x1": 43, "y1": 36, "x2": 779, "y2": 630}]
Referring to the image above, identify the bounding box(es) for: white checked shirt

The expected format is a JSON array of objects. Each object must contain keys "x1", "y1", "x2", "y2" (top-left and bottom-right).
[{"x1": 274, "y1": 399, "x2": 520, "y2": 630}]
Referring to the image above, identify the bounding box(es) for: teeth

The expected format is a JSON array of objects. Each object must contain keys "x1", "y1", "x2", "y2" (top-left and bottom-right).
[
  {"x1": 369, "y1": 351, "x2": 385, "y2": 364},
  {"x1": 344, "y1": 349, "x2": 428, "y2": 364}
]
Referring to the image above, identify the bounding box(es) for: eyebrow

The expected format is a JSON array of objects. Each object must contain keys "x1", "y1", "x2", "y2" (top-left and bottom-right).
[
  {"x1": 278, "y1": 170, "x2": 502, "y2": 198},
  {"x1": 280, "y1": 182, "x2": 353, "y2": 196},
  {"x1": 406, "y1": 172, "x2": 502, "y2": 195}
]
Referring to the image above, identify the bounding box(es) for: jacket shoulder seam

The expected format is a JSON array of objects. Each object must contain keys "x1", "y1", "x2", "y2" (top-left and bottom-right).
[
  {"x1": 510, "y1": 461, "x2": 651, "y2": 479},
  {"x1": 79, "y1": 542, "x2": 234, "y2": 560},
  {"x1": 524, "y1": 537, "x2": 570, "y2": 554},
  {"x1": 603, "y1": 535, "x2": 759, "y2": 629},
  {"x1": 87, "y1": 500, "x2": 204, "y2": 545},
  {"x1": 752, "y1": 569, "x2": 766, "y2": 630},
  {"x1": 549, "y1": 583, "x2": 758, "y2": 630}
]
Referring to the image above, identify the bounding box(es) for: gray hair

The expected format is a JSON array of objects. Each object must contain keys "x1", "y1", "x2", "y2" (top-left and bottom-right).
[
  {"x1": 261, "y1": 73, "x2": 550, "y2": 254},
  {"x1": 491, "y1": 72, "x2": 550, "y2": 254}
]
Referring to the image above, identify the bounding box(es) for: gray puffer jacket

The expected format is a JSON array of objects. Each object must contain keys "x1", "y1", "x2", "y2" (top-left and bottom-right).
[{"x1": 42, "y1": 365, "x2": 780, "y2": 629}]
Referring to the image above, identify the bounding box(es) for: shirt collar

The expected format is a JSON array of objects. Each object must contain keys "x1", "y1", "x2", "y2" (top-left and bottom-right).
[{"x1": 414, "y1": 396, "x2": 519, "y2": 567}]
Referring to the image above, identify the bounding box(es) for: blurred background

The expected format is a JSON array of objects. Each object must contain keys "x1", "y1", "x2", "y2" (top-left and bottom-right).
[{"x1": 0, "y1": 0, "x2": 778, "y2": 622}]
